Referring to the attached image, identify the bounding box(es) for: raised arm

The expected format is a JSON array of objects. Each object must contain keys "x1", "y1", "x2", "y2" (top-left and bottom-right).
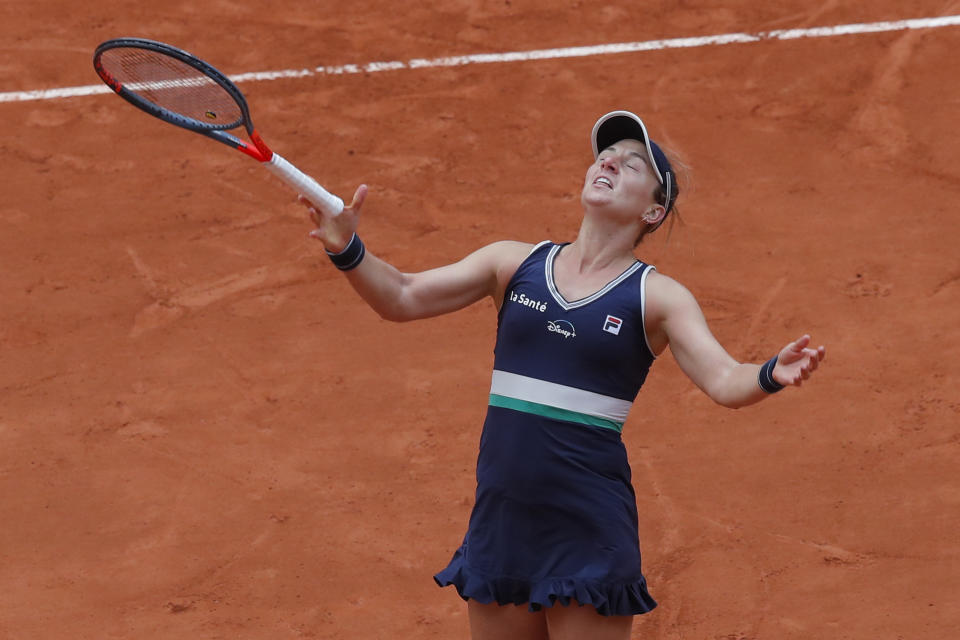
[
  {"x1": 645, "y1": 272, "x2": 825, "y2": 408},
  {"x1": 301, "y1": 184, "x2": 531, "y2": 322}
]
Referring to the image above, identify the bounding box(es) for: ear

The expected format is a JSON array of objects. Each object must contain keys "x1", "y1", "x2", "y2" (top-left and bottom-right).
[{"x1": 642, "y1": 205, "x2": 666, "y2": 226}]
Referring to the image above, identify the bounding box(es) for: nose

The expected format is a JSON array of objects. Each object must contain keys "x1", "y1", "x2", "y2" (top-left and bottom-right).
[{"x1": 599, "y1": 155, "x2": 618, "y2": 172}]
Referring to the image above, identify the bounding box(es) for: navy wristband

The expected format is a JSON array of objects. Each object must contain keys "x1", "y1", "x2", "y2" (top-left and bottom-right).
[
  {"x1": 325, "y1": 233, "x2": 365, "y2": 271},
  {"x1": 758, "y1": 355, "x2": 785, "y2": 394}
]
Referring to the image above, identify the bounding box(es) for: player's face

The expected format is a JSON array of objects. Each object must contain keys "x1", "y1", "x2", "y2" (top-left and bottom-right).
[{"x1": 582, "y1": 138, "x2": 661, "y2": 215}]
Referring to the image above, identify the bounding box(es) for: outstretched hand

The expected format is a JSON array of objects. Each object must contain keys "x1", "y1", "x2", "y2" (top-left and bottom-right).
[
  {"x1": 300, "y1": 184, "x2": 368, "y2": 253},
  {"x1": 774, "y1": 334, "x2": 826, "y2": 387}
]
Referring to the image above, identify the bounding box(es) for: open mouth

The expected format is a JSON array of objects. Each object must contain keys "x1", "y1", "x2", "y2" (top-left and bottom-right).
[{"x1": 593, "y1": 176, "x2": 613, "y2": 189}]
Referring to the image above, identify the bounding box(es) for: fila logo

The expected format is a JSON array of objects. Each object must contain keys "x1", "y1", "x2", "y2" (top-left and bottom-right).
[{"x1": 603, "y1": 315, "x2": 623, "y2": 335}]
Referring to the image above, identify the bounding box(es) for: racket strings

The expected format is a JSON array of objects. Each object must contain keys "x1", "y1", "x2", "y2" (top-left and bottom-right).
[{"x1": 99, "y1": 48, "x2": 243, "y2": 129}]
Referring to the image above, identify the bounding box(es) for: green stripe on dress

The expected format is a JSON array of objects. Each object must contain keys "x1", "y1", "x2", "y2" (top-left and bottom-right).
[{"x1": 489, "y1": 394, "x2": 624, "y2": 433}]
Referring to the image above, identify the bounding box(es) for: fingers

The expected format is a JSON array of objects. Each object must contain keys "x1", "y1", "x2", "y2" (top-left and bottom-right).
[
  {"x1": 778, "y1": 335, "x2": 810, "y2": 365},
  {"x1": 298, "y1": 194, "x2": 318, "y2": 218},
  {"x1": 773, "y1": 335, "x2": 826, "y2": 388},
  {"x1": 793, "y1": 345, "x2": 826, "y2": 386},
  {"x1": 307, "y1": 204, "x2": 322, "y2": 226},
  {"x1": 348, "y1": 184, "x2": 368, "y2": 211},
  {"x1": 299, "y1": 186, "x2": 364, "y2": 251},
  {"x1": 298, "y1": 194, "x2": 329, "y2": 214},
  {"x1": 298, "y1": 193, "x2": 319, "y2": 213},
  {"x1": 298, "y1": 185, "x2": 367, "y2": 218},
  {"x1": 301, "y1": 197, "x2": 324, "y2": 240}
]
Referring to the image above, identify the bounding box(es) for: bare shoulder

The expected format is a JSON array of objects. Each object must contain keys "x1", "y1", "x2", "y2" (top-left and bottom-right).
[
  {"x1": 644, "y1": 270, "x2": 703, "y2": 353},
  {"x1": 469, "y1": 240, "x2": 537, "y2": 306},
  {"x1": 463, "y1": 238, "x2": 532, "y2": 268},
  {"x1": 447, "y1": 240, "x2": 532, "y2": 273},
  {"x1": 645, "y1": 270, "x2": 699, "y2": 318},
  {"x1": 480, "y1": 239, "x2": 536, "y2": 260}
]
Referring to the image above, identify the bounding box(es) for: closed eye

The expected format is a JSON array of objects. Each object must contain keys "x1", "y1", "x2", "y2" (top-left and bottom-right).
[
  {"x1": 601, "y1": 145, "x2": 648, "y2": 172},
  {"x1": 626, "y1": 151, "x2": 648, "y2": 171}
]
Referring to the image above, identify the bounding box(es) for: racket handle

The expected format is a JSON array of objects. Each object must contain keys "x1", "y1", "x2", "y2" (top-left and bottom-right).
[{"x1": 265, "y1": 153, "x2": 345, "y2": 215}]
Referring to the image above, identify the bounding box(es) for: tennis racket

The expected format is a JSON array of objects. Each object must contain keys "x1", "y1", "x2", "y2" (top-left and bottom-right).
[{"x1": 92, "y1": 38, "x2": 344, "y2": 214}]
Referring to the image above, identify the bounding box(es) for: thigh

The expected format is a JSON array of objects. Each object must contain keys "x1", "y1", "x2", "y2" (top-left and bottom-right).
[
  {"x1": 545, "y1": 602, "x2": 633, "y2": 640},
  {"x1": 468, "y1": 600, "x2": 548, "y2": 640}
]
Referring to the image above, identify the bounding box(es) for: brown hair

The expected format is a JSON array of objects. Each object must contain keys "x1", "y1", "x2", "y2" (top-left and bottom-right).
[{"x1": 635, "y1": 146, "x2": 688, "y2": 246}]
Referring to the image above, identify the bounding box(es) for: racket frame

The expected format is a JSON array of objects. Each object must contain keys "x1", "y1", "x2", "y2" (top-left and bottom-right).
[
  {"x1": 93, "y1": 38, "x2": 344, "y2": 214},
  {"x1": 93, "y1": 38, "x2": 271, "y2": 161}
]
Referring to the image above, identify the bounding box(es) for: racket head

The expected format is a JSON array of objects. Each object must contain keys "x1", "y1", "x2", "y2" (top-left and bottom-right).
[{"x1": 93, "y1": 38, "x2": 253, "y2": 135}]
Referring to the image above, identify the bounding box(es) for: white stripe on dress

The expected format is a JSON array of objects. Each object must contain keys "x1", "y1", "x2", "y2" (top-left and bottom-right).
[{"x1": 490, "y1": 370, "x2": 633, "y2": 423}]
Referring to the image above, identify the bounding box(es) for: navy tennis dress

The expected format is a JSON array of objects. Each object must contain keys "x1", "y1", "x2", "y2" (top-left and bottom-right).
[{"x1": 434, "y1": 241, "x2": 659, "y2": 616}]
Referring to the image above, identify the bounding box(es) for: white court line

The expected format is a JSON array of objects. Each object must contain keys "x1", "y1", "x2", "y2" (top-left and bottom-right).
[{"x1": 2, "y1": 14, "x2": 959, "y2": 104}]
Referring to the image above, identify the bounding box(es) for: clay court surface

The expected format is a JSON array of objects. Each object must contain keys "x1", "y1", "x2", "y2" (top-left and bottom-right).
[{"x1": 2, "y1": 1, "x2": 958, "y2": 638}]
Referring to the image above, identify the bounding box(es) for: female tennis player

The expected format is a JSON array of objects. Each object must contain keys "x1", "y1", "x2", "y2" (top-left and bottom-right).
[{"x1": 299, "y1": 110, "x2": 825, "y2": 640}]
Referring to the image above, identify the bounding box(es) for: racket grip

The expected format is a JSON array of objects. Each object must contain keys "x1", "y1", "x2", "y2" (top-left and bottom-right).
[{"x1": 265, "y1": 153, "x2": 345, "y2": 215}]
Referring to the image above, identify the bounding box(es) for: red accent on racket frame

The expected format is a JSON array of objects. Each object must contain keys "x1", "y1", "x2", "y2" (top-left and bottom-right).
[
  {"x1": 248, "y1": 130, "x2": 274, "y2": 162},
  {"x1": 94, "y1": 59, "x2": 123, "y2": 93},
  {"x1": 235, "y1": 139, "x2": 270, "y2": 162}
]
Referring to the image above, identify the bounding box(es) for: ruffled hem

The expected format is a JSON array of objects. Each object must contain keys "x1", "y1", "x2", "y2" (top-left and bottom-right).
[{"x1": 433, "y1": 547, "x2": 657, "y2": 617}]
